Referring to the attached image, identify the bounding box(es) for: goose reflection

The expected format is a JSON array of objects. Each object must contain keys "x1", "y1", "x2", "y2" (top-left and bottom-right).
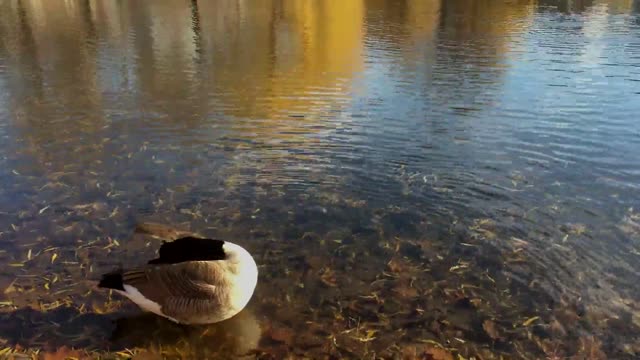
[
  {"x1": 110, "y1": 307, "x2": 262, "y2": 358},
  {"x1": 0, "y1": 305, "x2": 261, "y2": 357}
]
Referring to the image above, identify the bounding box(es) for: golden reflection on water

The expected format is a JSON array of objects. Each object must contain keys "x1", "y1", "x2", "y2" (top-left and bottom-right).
[
  {"x1": 0, "y1": 0, "x2": 545, "y2": 176},
  {"x1": 0, "y1": 0, "x2": 552, "y2": 122}
]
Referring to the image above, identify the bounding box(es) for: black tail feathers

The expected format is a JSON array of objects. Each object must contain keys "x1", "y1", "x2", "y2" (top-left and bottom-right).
[{"x1": 98, "y1": 271, "x2": 125, "y2": 291}]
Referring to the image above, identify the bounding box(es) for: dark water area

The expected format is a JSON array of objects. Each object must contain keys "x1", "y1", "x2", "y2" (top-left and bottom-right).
[{"x1": 0, "y1": 0, "x2": 639, "y2": 358}]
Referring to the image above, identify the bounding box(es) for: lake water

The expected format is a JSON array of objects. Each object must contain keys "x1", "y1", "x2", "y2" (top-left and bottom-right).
[{"x1": 0, "y1": 0, "x2": 639, "y2": 358}]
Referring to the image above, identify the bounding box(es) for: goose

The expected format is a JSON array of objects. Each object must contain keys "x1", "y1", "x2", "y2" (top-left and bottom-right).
[{"x1": 97, "y1": 226, "x2": 258, "y2": 325}]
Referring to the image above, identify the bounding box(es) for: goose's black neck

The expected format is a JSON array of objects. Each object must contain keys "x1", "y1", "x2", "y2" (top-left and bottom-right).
[{"x1": 148, "y1": 236, "x2": 226, "y2": 265}]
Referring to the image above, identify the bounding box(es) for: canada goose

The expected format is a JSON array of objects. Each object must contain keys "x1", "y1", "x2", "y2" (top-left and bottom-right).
[{"x1": 97, "y1": 229, "x2": 258, "y2": 325}]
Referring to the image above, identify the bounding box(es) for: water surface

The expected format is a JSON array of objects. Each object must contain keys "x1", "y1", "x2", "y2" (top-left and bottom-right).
[{"x1": 0, "y1": 0, "x2": 639, "y2": 358}]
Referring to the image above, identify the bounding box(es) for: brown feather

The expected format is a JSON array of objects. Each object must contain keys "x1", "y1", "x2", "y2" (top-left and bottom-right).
[{"x1": 120, "y1": 261, "x2": 234, "y2": 323}]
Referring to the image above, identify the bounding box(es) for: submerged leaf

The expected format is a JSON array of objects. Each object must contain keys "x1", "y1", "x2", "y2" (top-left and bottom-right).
[
  {"x1": 571, "y1": 336, "x2": 606, "y2": 360},
  {"x1": 394, "y1": 283, "x2": 419, "y2": 299},
  {"x1": 482, "y1": 320, "x2": 500, "y2": 340},
  {"x1": 403, "y1": 344, "x2": 454, "y2": 360},
  {"x1": 522, "y1": 316, "x2": 540, "y2": 327},
  {"x1": 268, "y1": 326, "x2": 295, "y2": 346},
  {"x1": 318, "y1": 267, "x2": 337, "y2": 287},
  {"x1": 424, "y1": 347, "x2": 455, "y2": 360},
  {"x1": 42, "y1": 346, "x2": 83, "y2": 360}
]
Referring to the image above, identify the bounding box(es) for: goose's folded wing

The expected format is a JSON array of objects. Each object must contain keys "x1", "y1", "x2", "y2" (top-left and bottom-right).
[
  {"x1": 122, "y1": 262, "x2": 230, "y2": 316},
  {"x1": 161, "y1": 297, "x2": 223, "y2": 320}
]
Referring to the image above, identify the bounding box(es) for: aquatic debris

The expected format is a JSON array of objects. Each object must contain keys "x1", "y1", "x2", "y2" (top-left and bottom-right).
[
  {"x1": 510, "y1": 237, "x2": 529, "y2": 247},
  {"x1": 0, "y1": 348, "x2": 12, "y2": 357},
  {"x1": 469, "y1": 218, "x2": 497, "y2": 241},
  {"x1": 449, "y1": 264, "x2": 469, "y2": 272},
  {"x1": 0, "y1": 169, "x2": 634, "y2": 360},
  {"x1": 41, "y1": 346, "x2": 84, "y2": 360},
  {"x1": 573, "y1": 336, "x2": 607, "y2": 360},
  {"x1": 318, "y1": 267, "x2": 337, "y2": 287},
  {"x1": 393, "y1": 283, "x2": 419, "y2": 299},
  {"x1": 387, "y1": 257, "x2": 412, "y2": 274},
  {"x1": 482, "y1": 319, "x2": 501, "y2": 340},
  {"x1": 304, "y1": 255, "x2": 324, "y2": 270},
  {"x1": 134, "y1": 222, "x2": 196, "y2": 240},
  {"x1": 522, "y1": 316, "x2": 540, "y2": 327},
  {"x1": 266, "y1": 325, "x2": 295, "y2": 346},
  {"x1": 549, "y1": 318, "x2": 567, "y2": 337},
  {"x1": 619, "y1": 208, "x2": 640, "y2": 238},
  {"x1": 402, "y1": 344, "x2": 454, "y2": 360}
]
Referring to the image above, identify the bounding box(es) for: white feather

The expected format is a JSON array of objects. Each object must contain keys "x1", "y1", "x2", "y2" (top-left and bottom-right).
[
  {"x1": 117, "y1": 284, "x2": 179, "y2": 323},
  {"x1": 222, "y1": 242, "x2": 258, "y2": 308}
]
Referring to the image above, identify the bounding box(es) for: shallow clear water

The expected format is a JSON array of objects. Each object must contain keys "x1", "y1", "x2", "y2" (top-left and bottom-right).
[{"x1": 0, "y1": 0, "x2": 639, "y2": 358}]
